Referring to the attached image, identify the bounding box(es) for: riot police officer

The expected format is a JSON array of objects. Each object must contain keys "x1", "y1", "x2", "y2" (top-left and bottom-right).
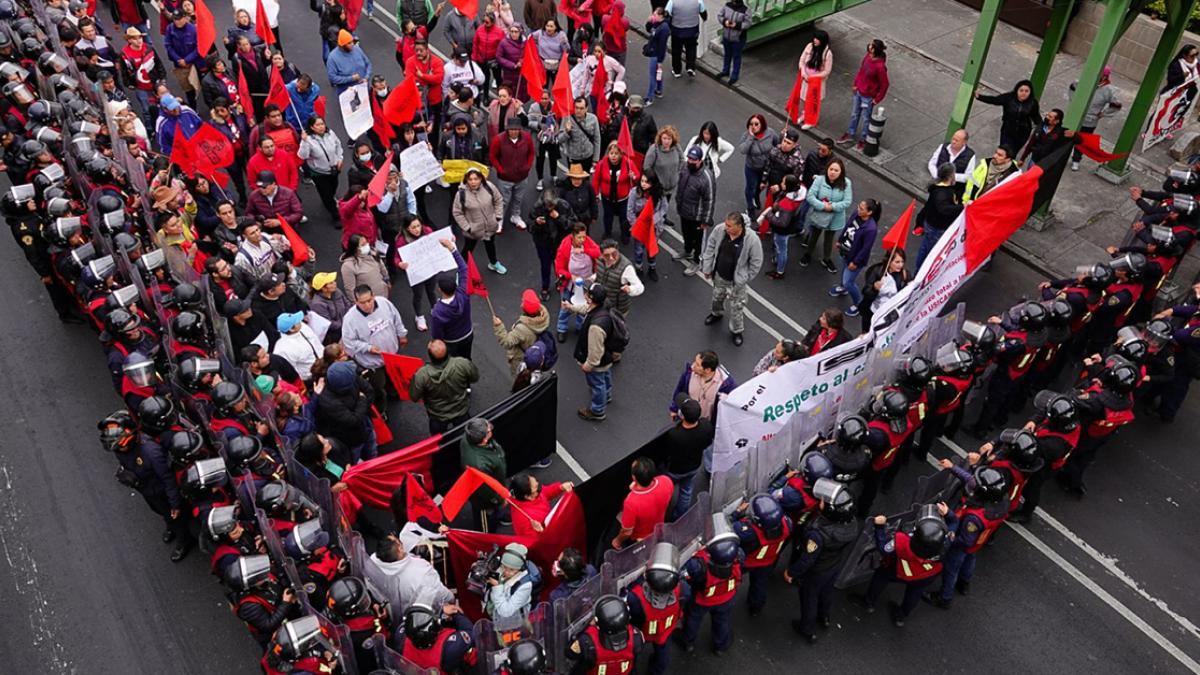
[
  {"x1": 771, "y1": 450, "x2": 833, "y2": 527},
  {"x1": 733, "y1": 493, "x2": 792, "y2": 615},
  {"x1": 284, "y1": 518, "x2": 349, "y2": 605},
  {"x1": 203, "y1": 503, "x2": 265, "y2": 577},
  {"x1": 1015, "y1": 390, "x2": 1080, "y2": 521},
  {"x1": 967, "y1": 302, "x2": 1047, "y2": 438},
  {"x1": 326, "y1": 576, "x2": 392, "y2": 672},
  {"x1": 496, "y1": 639, "x2": 548, "y2": 675},
  {"x1": 820, "y1": 415, "x2": 872, "y2": 501},
  {"x1": 861, "y1": 503, "x2": 954, "y2": 626},
  {"x1": 1058, "y1": 358, "x2": 1137, "y2": 496},
  {"x1": 926, "y1": 467, "x2": 1008, "y2": 608},
  {"x1": 226, "y1": 433, "x2": 286, "y2": 485},
  {"x1": 1087, "y1": 252, "x2": 1145, "y2": 353},
  {"x1": 677, "y1": 514, "x2": 743, "y2": 655},
  {"x1": 984, "y1": 428, "x2": 1043, "y2": 518},
  {"x1": 223, "y1": 554, "x2": 302, "y2": 647},
  {"x1": 210, "y1": 380, "x2": 270, "y2": 440},
  {"x1": 393, "y1": 591, "x2": 477, "y2": 673},
  {"x1": 915, "y1": 342, "x2": 977, "y2": 461},
  {"x1": 784, "y1": 478, "x2": 858, "y2": 644},
  {"x1": 625, "y1": 543, "x2": 682, "y2": 675},
  {"x1": 860, "y1": 389, "x2": 912, "y2": 516},
  {"x1": 568, "y1": 595, "x2": 645, "y2": 675},
  {"x1": 1148, "y1": 303, "x2": 1200, "y2": 421},
  {"x1": 261, "y1": 615, "x2": 342, "y2": 675}
]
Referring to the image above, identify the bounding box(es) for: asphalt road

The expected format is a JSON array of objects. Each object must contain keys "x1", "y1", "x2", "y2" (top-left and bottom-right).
[{"x1": 0, "y1": 3, "x2": 1198, "y2": 674}]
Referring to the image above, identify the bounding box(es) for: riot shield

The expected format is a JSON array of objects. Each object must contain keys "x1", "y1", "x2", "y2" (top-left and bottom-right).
[
  {"x1": 475, "y1": 601, "x2": 554, "y2": 675},
  {"x1": 550, "y1": 571, "x2": 613, "y2": 673},
  {"x1": 603, "y1": 535, "x2": 657, "y2": 593},
  {"x1": 833, "y1": 510, "x2": 910, "y2": 590},
  {"x1": 708, "y1": 457, "x2": 747, "y2": 515},
  {"x1": 342, "y1": 530, "x2": 369, "y2": 580},
  {"x1": 910, "y1": 469, "x2": 965, "y2": 507},
  {"x1": 656, "y1": 492, "x2": 709, "y2": 562},
  {"x1": 365, "y1": 634, "x2": 438, "y2": 675}
]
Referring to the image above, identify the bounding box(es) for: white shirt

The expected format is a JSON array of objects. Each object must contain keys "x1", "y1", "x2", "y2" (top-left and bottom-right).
[
  {"x1": 442, "y1": 60, "x2": 484, "y2": 98},
  {"x1": 272, "y1": 323, "x2": 323, "y2": 381},
  {"x1": 686, "y1": 135, "x2": 736, "y2": 178},
  {"x1": 364, "y1": 553, "x2": 454, "y2": 615},
  {"x1": 927, "y1": 143, "x2": 977, "y2": 184}
]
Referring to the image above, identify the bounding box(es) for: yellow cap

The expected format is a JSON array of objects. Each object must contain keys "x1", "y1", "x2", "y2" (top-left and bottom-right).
[{"x1": 311, "y1": 272, "x2": 337, "y2": 290}]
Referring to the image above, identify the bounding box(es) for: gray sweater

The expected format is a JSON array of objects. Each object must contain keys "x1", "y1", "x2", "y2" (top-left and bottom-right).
[
  {"x1": 556, "y1": 112, "x2": 602, "y2": 163},
  {"x1": 298, "y1": 131, "x2": 344, "y2": 175},
  {"x1": 738, "y1": 128, "x2": 779, "y2": 171},
  {"x1": 341, "y1": 297, "x2": 408, "y2": 370},
  {"x1": 642, "y1": 144, "x2": 683, "y2": 194},
  {"x1": 700, "y1": 226, "x2": 763, "y2": 286}
]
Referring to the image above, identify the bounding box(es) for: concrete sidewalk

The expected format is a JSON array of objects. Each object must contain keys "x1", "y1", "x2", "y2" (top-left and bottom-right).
[{"x1": 628, "y1": 0, "x2": 1198, "y2": 291}]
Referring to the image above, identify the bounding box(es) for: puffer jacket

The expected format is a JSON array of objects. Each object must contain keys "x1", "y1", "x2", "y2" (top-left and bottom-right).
[
  {"x1": 410, "y1": 356, "x2": 480, "y2": 421},
  {"x1": 493, "y1": 306, "x2": 551, "y2": 375},
  {"x1": 738, "y1": 128, "x2": 779, "y2": 171},
  {"x1": 717, "y1": 0, "x2": 752, "y2": 43},
  {"x1": 556, "y1": 112, "x2": 602, "y2": 163},
  {"x1": 452, "y1": 179, "x2": 505, "y2": 240},
  {"x1": 675, "y1": 162, "x2": 716, "y2": 223}
]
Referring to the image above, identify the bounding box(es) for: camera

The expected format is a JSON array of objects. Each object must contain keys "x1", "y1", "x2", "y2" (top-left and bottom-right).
[{"x1": 465, "y1": 545, "x2": 502, "y2": 595}]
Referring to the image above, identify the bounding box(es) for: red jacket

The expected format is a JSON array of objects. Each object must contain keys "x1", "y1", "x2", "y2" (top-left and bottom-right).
[
  {"x1": 339, "y1": 197, "x2": 378, "y2": 249},
  {"x1": 602, "y1": 3, "x2": 630, "y2": 54},
  {"x1": 512, "y1": 482, "x2": 566, "y2": 536},
  {"x1": 592, "y1": 156, "x2": 639, "y2": 202},
  {"x1": 245, "y1": 185, "x2": 304, "y2": 227},
  {"x1": 472, "y1": 23, "x2": 506, "y2": 63},
  {"x1": 852, "y1": 54, "x2": 890, "y2": 103},
  {"x1": 246, "y1": 150, "x2": 300, "y2": 191},
  {"x1": 488, "y1": 131, "x2": 535, "y2": 182},
  {"x1": 555, "y1": 235, "x2": 600, "y2": 291},
  {"x1": 405, "y1": 54, "x2": 446, "y2": 106}
]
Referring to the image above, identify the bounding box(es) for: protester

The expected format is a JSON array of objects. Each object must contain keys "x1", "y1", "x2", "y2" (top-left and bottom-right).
[
  {"x1": 509, "y1": 473, "x2": 574, "y2": 535},
  {"x1": 430, "y1": 244, "x2": 475, "y2": 359},
  {"x1": 489, "y1": 116, "x2": 535, "y2": 232},
  {"x1": 557, "y1": 96, "x2": 602, "y2": 172},
  {"x1": 315, "y1": 360, "x2": 377, "y2": 462},
  {"x1": 340, "y1": 233, "x2": 391, "y2": 299},
  {"x1": 494, "y1": 289, "x2": 552, "y2": 377},
  {"x1": 963, "y1": 145, "x2": 1019, "y2": 204},
  {"x1": 342, "y1": 285, "x2": 409, "y2": 415},
  {"x1": 857, "y1": 248, "x2": 910, "y2": 331},
  {"x1": 644, "y1": 7, "x2": 670, "y2": 100},
  {"x1": 701, "y1": 213, "x2": 763, "y2": 346},
  {"x1": 273, "y1": 312, "x2": 323, "y2": 382},
  {"x1": 687, "y1": 121, "x2": 735, "y2": 179},
  {"x1": 642, "y1": 125, "x2": 682, "y2": 203},
  {"x1": 308, "y1": 272, "x2": 352, "y2": 344},
  {"x1": 763, "y1": 175, "x2": 807, "y2": 280},
  {"x1": 800, "y1": 158, "x2": 854, "y2": 273},
  {"x1": 626, "y1": 173, "x2": 667, "y2": 280},
  {"x1": 927, "y1": 129, "x2": 976, "y2": 199},
  {"x1": 555, "y1": 223, "x2": 601, "y2": 342},
  {"x1": 801, "y1": 308, "x2": 852, "y2": 355},
  {"x1": 453, "y1": 167, "x2": 508, "y2": 274},
  {"x1": 916, "y1": 163, "x2": 964, "y2": 269},
  {"x1": 612, "y1": 457, "x2": 673, "y2": 548},
  {"x1": 530, "y1": 188, "x2": 575, "y2": 298},
  {"x1": 459, "y1": 417, "x2": 507, "y2": 528},
  {"x1": 663, "y1": 395, "x2": 714, "y2": 517},
  {"x1": 830, "y1": 199, "x2": 880, "y2": 314},
  {"x1": 667, "y1": 0, "x2": 706, "y2": 77},
  {"x1": 676, "y1": 146, "x2": 717, "y2": 273},
  {"x1": 739, "y1": 114, "x2": 778, "y2": 214},
  {"x1": 569, "y1": 283, "x2": 618, "y2": 421},
  {"x1": 1071, "y1": 66, "x2": 1121, "y2": 171},
  {"x1": 593, "y1": 141, "x2": 640, "y2": 243},
  {"x1": 751, "y1": 338, "x2": 807, "y2": 376},
  {"x1": 365, "y1": 534, "x2": 455, "y2": 612},
  {"x1": 326, "y1": 30, "x2": 373, "y2": 95},
  {"x1": 297, "y1": 116, "x2": 344, "y2": 222},
  {"x1": 393, "y1": 215, "x2": 439, "y2": 332},
  {"x1": 410, "y1": 339, "x2": 480, "y2": 434}
]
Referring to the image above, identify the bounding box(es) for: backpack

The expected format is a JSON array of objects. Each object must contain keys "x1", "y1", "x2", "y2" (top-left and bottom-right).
[
  {"x1": 533, "y1": 329, "x2": 559, "y2": 369},
  {"x1": 603, "y1": 308, "x2": 631, "y2": 353}
]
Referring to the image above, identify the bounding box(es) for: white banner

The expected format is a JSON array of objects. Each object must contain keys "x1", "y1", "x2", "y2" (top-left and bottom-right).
[
  {"x1": 399, "y1": 143, "x2": 445, "y2": 190},
  {"x1": 1144, "y1": 76, "x2": 1198, "y2": 151},
  {"x1": 888, "y1": 211, "x2": 968, "y2": 355},
  {"x1": 397, "y1": 227, "x2": 458, "y2": 286},
  {"x1": 339, "y1": 82, "x2": 374, "y2": 141}
]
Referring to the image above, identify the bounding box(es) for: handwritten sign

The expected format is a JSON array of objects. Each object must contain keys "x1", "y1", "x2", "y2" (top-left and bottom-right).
[
  {"x1": 397, "y1": 227, "x2": 458, "y2": 286},
  {"x1": 398, "y1": 143, "x2": 445, "y2": 190}
]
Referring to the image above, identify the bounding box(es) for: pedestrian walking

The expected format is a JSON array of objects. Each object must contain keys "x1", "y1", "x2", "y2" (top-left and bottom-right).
[
  {"x1": 738, "y1": 114, "x2": 778, "y2": 213},
  {"x1": 676, "y1": 146, "x2": 717, "y2": 273},
  {"x1": 701, "y1": 213, "x2": 763, "y2": 346},
  {"x1": 796, "y1": 30, "x2": 832, "y2": 129},
  {"x1": 716, "y1": 0, "x2": 752, "y2": 83},
  {"x1": 840, "y1": 39, "x2": 888, "y2": 150},
  {"x1": 800, "y1": 158, "x2": 853, "y2": 272},
  {"x1": 975, "y1": 79, "x2": 1040, "y2": 153},
  {"x1": 829, "y1": 199, "x2": 879, "y2": 316},
  {"x1": 643, "y1": 7, "x2": 670, "y2": 100},
  {"x1": 1070, "y1": 66, "x2": 1121, "y2": 171},
  {"x1": 915, "y1": 163, "x2": 963, "y2": 269}
]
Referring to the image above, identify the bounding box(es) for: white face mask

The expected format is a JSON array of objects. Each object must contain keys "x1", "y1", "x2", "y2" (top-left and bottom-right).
[
  {"x1": 358, "y1": 152, "x2": 371, "y2": 163},
  {"x1": 359, "y1": 244, "x2": 371, "y2": 256}
]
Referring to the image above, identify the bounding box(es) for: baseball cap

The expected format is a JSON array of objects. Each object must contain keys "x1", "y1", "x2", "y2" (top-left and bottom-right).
[
  {"x1": 276, "y1": 311, "x2": 305, "y2": 333},
  {"x1": 311, "y1": 271, "x2": 337, "y2": 290},
  {"x1": 628, "y1": 94, "x2": 645, "y2": 108},
  {"x1": 160, "y1": 94, "x2": 181, "y2": 111},
  {"x1": 222, "y1": 297, "x2": 251, "y2": 317},
  {"x1": 454, "y1": 49, "x2": 470, "y2": 60},
  {"x1": 783, "y1": 128, "x2": 801, "y2": 142},
  {"x1": 255, "y1": 170, "x2": 277, "y2": 187},
  {"x1": 687, "y1": 146, "x2": 704, "y2": 160}
]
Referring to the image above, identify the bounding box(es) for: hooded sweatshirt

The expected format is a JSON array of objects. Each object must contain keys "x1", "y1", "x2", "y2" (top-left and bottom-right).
[
  {"x1": 459, "y1": 436, "x2": 507, "y2": 508},
  {"x1": 409, "y1": 356, "x2": 480, "y2": 421},
  {"x1": 364, "y1": 552, "x2": 454, "y2": 612},
  {"x1": 493, "y1": 306, "x2": 551, "y2": 376}
]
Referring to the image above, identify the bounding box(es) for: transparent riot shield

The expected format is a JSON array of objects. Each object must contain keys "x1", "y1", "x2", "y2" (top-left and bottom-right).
[
  {"x1": 365, "y1": 634, "x2": 438, "y2": 675},
  {"x1": 833, "y1": 510, "x2": 910, "y2": 590},
  {"x1": 910, "y1": 469, "x2": 965, "y2": 507},
  {"x1": 656, "y1": 492, "x2": 709, "y2": 562},
  {"x1": 550, "y1": 570, "x2": 615, "y2": 673},
  {"x1": 475, "y1": 601, "x2": 555, "y2": 675},
  {"x1": 708, "y1": 458, "x2": 748, "y2": 515},
  {"x1": 343, "y1": 530, "x2": 369, "y2": 580},
  {"x1": 603, "y1": 535, "x2": 657, "y2": 593}
]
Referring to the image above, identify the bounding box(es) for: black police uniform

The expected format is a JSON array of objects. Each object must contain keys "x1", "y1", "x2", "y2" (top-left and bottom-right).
[{"x1": 787, "y1": 514, "x2": 858, "y2": 639}]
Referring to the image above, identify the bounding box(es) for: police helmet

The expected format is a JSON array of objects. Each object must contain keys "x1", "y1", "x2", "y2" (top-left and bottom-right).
[
  {"x1": 996, "y1": 427, "x2": 1043, "y2": 473},
  {"x1": 19, "y1": 37, "x2": 42, "y2": 58},
  {"x1": 1033, "y1": 390, "x2": 1077, "y2": 430},
  {"x1": 505, "y1": 639, "x2": 547, "y2": 675},
  {"x1": 933, "y1": 342, "x2": 973, "y2": 375},
  {"x1": 1145, "y1": 319, "x2": 1174, "y2": 347},
  {"x1": 894, "y1": 355, "x2": 933, "y2": 391},
  {"x1": 748, "y1": 493, "x2": 784, "y2": 536},
  {"x1": 82, "y1": 256, "x2": 116, "y2": 288},
  {"x1": 258, "y1": 480, "x2": 320, "y2": 518},
  {"x1": 272, "y1": 615, "x2": 332, "y2": 662},
  {"x1": 19, "y1": 139, "x2": 46, "y2": 162},
  {"x1": 27, "y1": 99, "x2": 56, "y2": 124},
  {"x1": 164, "y1": 429, "x2": 206, "y2": 465},
  {"x1": 1017, "y1": 301, "x2": 1047, "y2": 331},
  {"x1": 121, "y1": 350, "x2": 155, "y2": 387},
  {"x1": 66, "y1": 241, "x2": 98, "y2": 273},
  {"x1": 223, "y1": 553, "x2": 273, "y2": 592},
  {"x1": 1114, "y1": 326, "x2": 1149, "y2": 363},
  {"x1": 286, "y1": 522, "x2": 327, "y2": 564},
  {"x1": 870, "y1": 389, "x2": 908, "y2": 420},
  {"x1": 97, "y1": 410, "x2": 136, "y2": 452},
  {"x1": 136, "y1": 248, "x2": 166, "y2": 281},
  {"x1": 402, "y1": 595, "x2": 442, "y2": 649},
  {"x1": 83, "y1": 154, "x2": 112, "y2": 182},
  {"x1": 136, "y1": 395, "x2": 178, "y2": 434},
  {"x1": 46, "y1": 197, "x2": 73, "y2": 219},
  {"x1": 1109, "y1": 252, "x2": 1146, "y2": 278},
  {"x1": 1101, "y1": 359, "x2": 1139, "y2": 395},
  {"x1": 171, "y1": 310, "x2": 208, "y2": 344},
  {"x1": 970, "y1": 466, "x2": 1007, "y2": 503},
  {"x1": 327, "y1": 576, "x2": 372, "y2": 619},
  {"x1": 909, "y1": 506, "x2": 948, "y2": 560},
  {"x1": 799, "y1": 450, "x2": 834, "y2": 485},
  {"x1": 13, "y1": 18, "x2": 38, "y2": 40},
  {"x1": 48, "y1": 73, "x2": 78, "y2": 95},
  {"x1": 812, "y1": 477, "x2": 855, "y2": 522},
  {"x1": 835, "y1": 414, "x2": 869, "y2": 448},
  {"x1": 36, "y1": 52, "x2": 68, "y2": 76},
  {"x1": 645, "y1": 542, "x2": 680, "y2": 594},
  {"x1": 96, "y1": 194, "x2": 123, "y2": 215},
  {"x1": 178, "y1": 356, "x2": 220, "y2": 391},
  {"x1": 168, "y1": 282, "x2": 203, "y2": 310},
  {"x1": 705, "y1": 513, "x2": 740, "y2": 567},
  {"x1": 104, "y1": 307, "x2": 140, "y2": 335},
  {"x1": 593, "y1": 595, "x2": 631, "y2": 650},
  {"x1": 182, "y1": 457, "x2": 229, "y2": 494},
  {"x1": 204, "y1": 504, "x2": 241, "y2": 541},
  {"x1": 226, "y1": 434, "x2": 265, "y2": 469},
  {"x1": 0, "y1": 1, "x2": 16, "y2": 20},
  {"x1": 1150, "y1": 224, "x2": 1180, "y2": 254},
  {"x1": 1045, "y1": 298, "x2": 1074, "y2": 326},
  {"x1": 211, "y1": 381, "x2": 246, "y2": 416},
  {"x1": 112, "y1": 231, "x2": 141, "y2": 256}
]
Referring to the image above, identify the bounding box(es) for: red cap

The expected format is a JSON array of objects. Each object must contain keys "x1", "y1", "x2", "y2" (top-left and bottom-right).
[{"x1": 521, "y1": 289, "x2": 540, "y2": 315}]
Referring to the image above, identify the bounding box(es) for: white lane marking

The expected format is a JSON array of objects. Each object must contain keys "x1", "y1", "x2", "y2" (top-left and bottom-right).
[
  {"x1": 659, "y1": 226, "x2": 808, "y2": 337},
  {"x1": 656, "y1": 239, "x2": 783, "y2": 341},
  {"x1": 556, "y1": 442, "x2": 591, "y2": 481},
  {"x1": 940, "y1": 436, "x2": 1200, "y2": 645}
]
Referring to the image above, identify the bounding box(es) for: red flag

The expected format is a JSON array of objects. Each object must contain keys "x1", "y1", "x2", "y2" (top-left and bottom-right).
[
  {"x1": 592, "y1": 60, "x2": 609, "y2": 125},
  {"x1": 366, "y1": 150, "x2": 395, "y2": 208},
  {"x1": 254, "y1": 0, "x2": 276, "y2": 45},
  {"x1": 370, "y1": 406, "x2": 394, "y2": 445},
  {"x1": 520, "y1": 38, "x2": 545, "y2": 102},
  {"x1": 405, "y1": 472, "x2": 444, "y2": 523},
  {"x1": 881, "y1": 199, "x2": 915, "y2": 251},
  {"x1": 441, "y1": 467, "x2": 511, "y2": 521},
  {"x1": 371, "y1": 94, "x2": 396, "y2": 148},
  {"x1": 237, "y1": 66, "x2": 255, "y2": 125},
  {"x1": 381, "y1": 352, "x2": 424, "y2": 401},
  {"x1": 964, "y1": 165, "x2": 1042, "y2": 273},
  {"x1": 266, "y1": 66, "x2": 290, "y2": 111},
  {"x1": 630, "y1": 197, "x2": 658, "y2": 257},
  {"x1": 383, "y1": 77, "x2": 421, "y2": 126},
  {"x1": 194, "y1": 0, "x2": 216, "y2": 57},
  {"x1": 189, "y1": 122, "x2": 235, "y2": 168},
  {"x1": 169, "y1": 125, "x2": 197, "y2": 177},
  {"x1": 551, "y1": 57, "x2": 574, "y2": 120},
  {"x1": 314, "y1": 95, "x2": 327, "y2": 119},
  {"x1": 343, "y1": 435, "x2": 441, "y2": 509},
  {"x1": 448, "y1": 0, "x2": 479, "y2": 20},
  {"x1": 785, "y1": 71, "x2": 804, "y2": 125},
  {"x1": 465, "y1": 252, "x2": 488, "y2": 296},
  {"x1": 617, "y1": 116, "x2": 633, "y2": 158},
  {"x1": 344, "y1": 0, "x2": 363, "y2": 31},
  {"x1": 1074, "y1": 132, "x2": 1127, "y2": 163},
  {"x1": 277, "y1": 217, "x2": 311, "y2": 266},
  {"x1": 803, "y1": 76, "x2": 823, "y2": 127}
]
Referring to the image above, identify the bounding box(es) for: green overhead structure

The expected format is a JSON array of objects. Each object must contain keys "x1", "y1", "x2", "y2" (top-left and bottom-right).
[
  {"x1": 944, "y1": 0, "x2": 1005, "y2": 140},
  {"x1": 745, "y1": 0, "x2": 875, "y2": 45},
  {"x1": 1063, "y1": 0, "x2": 1137, "y2": 130},
  {"x1": 1029, "y1": 0, "x2": 1078, "y2": 97}
]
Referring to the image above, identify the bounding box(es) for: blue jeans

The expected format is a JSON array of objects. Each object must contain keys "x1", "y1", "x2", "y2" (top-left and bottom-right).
[
  {"x1": 773, "y1": 232, "x2": 791, "y2": 274},
  {"x1": 939, "y1": 547, "x2": 976, "y2": 601},
  {"x1": 557, "y1": 291, "x2": 584, "y2": 333},
  {"x1": 131, "y1": 89, "x2": 155, "y2": 135},
  {"x1": 585, "y1": 370, "x2": 612, "y2": 414},
  {"x1": 646, "y1": 55, "x2": 663, "y2": 99},
  {"x1": 847, "y1": 91, "x2": 874, "y2": 141},
  {"x1": 364, "y1": 0, "x2": 374, "y2": 13},
  {"x1": 744, "y1": 165, "x2": 764, "y2": 213},
  {"x1": 915, "y1": 222, "x2": 945, "y2": 270},
  {"x1": 721, "y1": 38, "x2": 745, "y2": 79},
  {"x1": 841, "y1": 259, "x2": 863, "y2": 304},
  {"x1": 668, "y1": 469, "x2": 698, "y2": 519},
  {"x1": 633, "y1": 237, "x2": 657, "y2": 268}
]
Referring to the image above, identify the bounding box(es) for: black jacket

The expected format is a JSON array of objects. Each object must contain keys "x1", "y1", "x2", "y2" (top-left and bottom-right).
[
  {"x1": 976, "y1": 90, "x2": 1040, "y2": 148},
  {"x1": 918, "y1": 184, "x2": 963, "y2": 230},
  {"x1": 316, "y1": 378, "x2": 375, "y2": 447},
  {"x1": 556, "y1": 177, "x2": 599, "y2": 225}
]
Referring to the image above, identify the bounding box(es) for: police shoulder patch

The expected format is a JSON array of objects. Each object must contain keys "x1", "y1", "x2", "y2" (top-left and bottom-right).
[
  {"x1": 1108, "y1": 296, "x2": 1121, "y2": 306},
  {"x1": 135, "y1": 456, "x2": 143, "y2": 466},
  {"x1": 570, "y1": 640, "x2": 581, "y2": 654},
  {"x1": 965, "y1": 522, "x2": 978, "y2": 533},
  {"x1": 806, "y1": 539, "x2": 818, "y2": 553},
  {"x1": 1168, "y1": 355, "x2": 1176, "y2": 366},
  {"x1": 20, "y1": 234, "x2": 33, "y2": 246},
  {"x1": 1192, "y1": 327, "x2": 1200, "y2": 338}
]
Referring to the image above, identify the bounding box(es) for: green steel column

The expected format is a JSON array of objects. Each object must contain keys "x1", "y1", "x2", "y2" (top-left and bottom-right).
[
  {"x1": 1030, "y1": 0, "x2": 1078, "y2": 98},
  {"x1": 1107, "y1": 0, "x2": 1198, "y2": 175},
  {"x1": 1064, "y1": 0, "x2": 1135, "y2": 129},
  {"x1": 945, "y1": 0, "x2": 1004, "y2": 140}
]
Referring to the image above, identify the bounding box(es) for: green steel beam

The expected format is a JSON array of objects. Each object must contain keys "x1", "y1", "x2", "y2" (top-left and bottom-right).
[
  {"x1": 1064, "y1": 0, "x2": 1135, "y2": 130},
  {"x1": 1029, "y1": 0, "x2": 1077, "y2": 98},
  {"x1": 945, "y1": 0, "x2": 1004, "y2": 140},
  {"x1": 1107, "y1": 0, "x2": 1199, "y2": 174},
  {"x1": 745, "y1": 0, "x2": 874, "y2": 45}
]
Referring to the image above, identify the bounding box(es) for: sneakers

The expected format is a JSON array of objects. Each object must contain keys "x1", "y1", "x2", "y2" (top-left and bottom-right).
[
  {"x1": 728, "y1": 77, "x2": 738, "y2": 84},
  {"x1": 828, "y1": 285, "x2": 847, "y2": 297},
  {"x1": 577, "y1": 407, "x2": 607, "y2": 422},
  {"x1": 415, "y1": 315, "x2": 428, "y2": 331},
  {"x1": 704, "y1": 313, "x2": 722, "y2": 325},
  {"x1": 801, "y1": 123, "x2": 815, "y2": 131},
  {"x1": 821, "y1": 259, "x2": 837, "y2": 274},
  {"x1": 1071, "y1": 161, "x2": 1080, "y2": 171},
  {"x1": 766, "y1": 271, "x2": 784, "y2": 280},
  {"x1": 732, "y1": 332, "x2": 743, "y2": 346},
  {"x1": 488, "y1": 261, "x2": 508, "y2": 275},
  {"x1": 531, "y1": 457, "x2": 553, "y2": 469},
  {"x1": 512, "y1": 215, "x2": 527, "y2": 230},
  {"x1": 540, "y1": 289, "x2": 550, "y2": 301},
  {"x1": 536, "y1": 180, "x2": 544, "y2": 191},
  {"x1": 836, "y1": 133, "x2": 853, "y2": 145},
  {"x1": 798, "y1": 254, "x2": 811, "y2": 267},
  {"x1": 556, "y1": 331, "x2": 567, "y2": 343},
  {"x1": 300, "y1": 215, "x2": 309, "y2": 223},
  {"x1": 496, "y1": 220, "x2": 504, "y2": 235},
  {"x1": 656, "y1": 90, "x2": 664, "y2": 98},
  {"x1": 845, "y1": 305, "x2": 860, "y2": 317},
  {"x1": 671, "y1": 251, "x2": 689, "y2": 261},
  {"x1": 683, "y1": 262, "x2": 698, "y2": 276},
  {"x1": 672, "y1": 70, "x2": 682, "y2": 78},
  {"x1": 855, "y1": 141, "x2": 866, "y2": 152},
  {"x1": 687, "y1": 69, "x2": 695, "y2": 77}
]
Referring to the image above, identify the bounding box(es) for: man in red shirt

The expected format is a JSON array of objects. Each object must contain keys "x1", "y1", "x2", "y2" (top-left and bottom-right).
[
  {"x1": 612, "y1": 457, "x2": 673, "y2": 549},
  {"x1": 404, "y1": 40, "x2": 445, "y2": 145},
  {"x1": 246, "y1": 136, "x2": 300, "y2": 192}
]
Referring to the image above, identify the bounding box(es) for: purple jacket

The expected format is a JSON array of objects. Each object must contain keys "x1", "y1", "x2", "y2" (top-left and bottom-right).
[
  {"x1": 164, "y1": 22, "x2": 203, "y2": 68},
  {"x1": 838, "y1": 214, "x2": 877, "y2": 268},
  {"x1": 496, "y1": 36, "x2": 523, "y2": 72},
  {"x1": 670, "y1": 362, "x2": 737, "y2": 422},
  {"x1": 430, "y1": 250, "x2": 473, "y2": 342}
]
